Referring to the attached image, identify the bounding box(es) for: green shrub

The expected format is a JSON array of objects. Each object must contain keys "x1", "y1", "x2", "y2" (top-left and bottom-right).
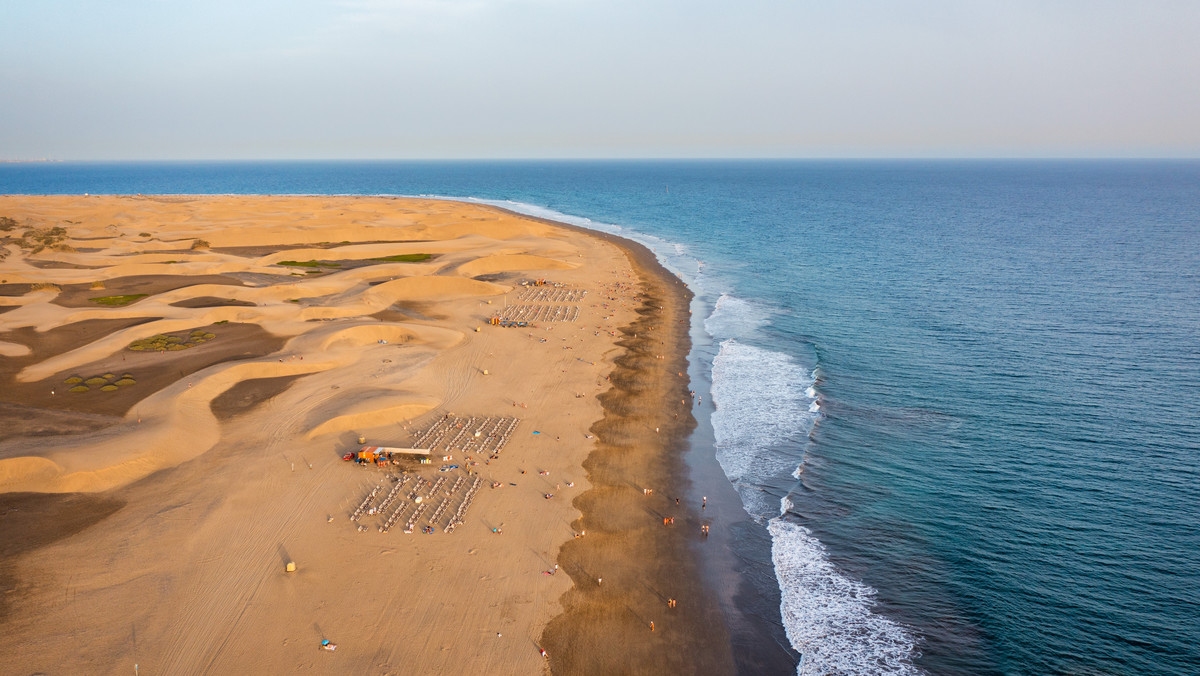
[
  {"x1": 371, "y1": 253, "x2": 432, "y2": 262},
  {"x1": 84, "y1": 377, "x2": 107, "y2": 386},
  {"x1": 114, "y1": 378, "x2": 136, "y2": 386},
  {"x1": 18, "y1": 226, "x2": 69, "y2": 253},
  {"x1": 100, "y1": 384, "x2": 118, "y2": 391},
  {"x1": 69, "y1": 385, "x2": 89, "y2": 393},
  {"x1": 90, "y1": 294, "x2": 147, "y2": 306},
  {"x1": 64, "y1": 376, "x2": 83, "y2": 384}
]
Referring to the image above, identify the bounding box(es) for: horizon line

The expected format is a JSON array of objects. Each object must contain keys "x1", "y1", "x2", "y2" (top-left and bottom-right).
[{"x1": 3, "y1": 156, "x2": 1199, "y2": 164}]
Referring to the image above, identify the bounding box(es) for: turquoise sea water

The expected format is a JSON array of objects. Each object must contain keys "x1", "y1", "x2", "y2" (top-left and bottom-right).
[{"x1": 3, "y1": 160, "x2": 1198, "y2": 674}]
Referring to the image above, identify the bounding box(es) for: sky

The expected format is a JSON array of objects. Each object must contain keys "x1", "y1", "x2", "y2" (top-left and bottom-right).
[{"x1": 2, "y1": 0, "x2": 1198, "y2": 160}]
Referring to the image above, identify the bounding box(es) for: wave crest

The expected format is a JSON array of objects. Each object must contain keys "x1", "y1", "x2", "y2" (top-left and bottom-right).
[{"x1": 770, "y1": 518, "x2": 922, "y2": 675}]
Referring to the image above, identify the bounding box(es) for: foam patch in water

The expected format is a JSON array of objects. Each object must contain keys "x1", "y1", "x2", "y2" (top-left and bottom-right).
[
  {"x1": 711, "y1": 339, "x2": 816, "y2": 517},
  {"x1": 769, "y1": 516, "x2": 922, "y2": 675},
  {"x1": 704, "y1": 293, "x2": 774, "y2": 342}
]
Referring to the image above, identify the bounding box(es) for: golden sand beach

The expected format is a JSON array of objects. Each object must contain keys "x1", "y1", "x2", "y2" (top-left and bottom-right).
[{"x1": 0, "y1": 196, "x2": 732, "y2": 674}]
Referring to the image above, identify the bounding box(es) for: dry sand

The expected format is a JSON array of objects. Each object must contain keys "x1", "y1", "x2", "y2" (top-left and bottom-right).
[{"x1": 0, "y1": 196, "x2": 733, "y2": 674}]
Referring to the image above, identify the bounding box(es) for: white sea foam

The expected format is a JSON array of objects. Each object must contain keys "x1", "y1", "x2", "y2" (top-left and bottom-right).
[
  {"x1": 770, "y1": 518, "x2": 922, "y2": 675},
  {"x1": 713, "y1": 340, "x2": 920, "y2": 675},
  {"x1": 710, "y1": 339, "x2": 815, "y2": 518},
  {"x1": 704, "y1": 293, "x2": 773, "y2": 342}
]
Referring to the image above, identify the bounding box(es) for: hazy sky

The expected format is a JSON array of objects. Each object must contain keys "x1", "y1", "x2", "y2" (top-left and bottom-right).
[{"x1": 2, "y1": 0, "x2": 1198, "y2": 159}]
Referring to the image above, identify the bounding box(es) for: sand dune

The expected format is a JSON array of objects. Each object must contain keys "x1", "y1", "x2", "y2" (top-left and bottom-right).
[
  {"x1": 455, "y1": 252, "x2": 577, "y2": 277},
  {"x1": 307, "y1": 396, "x2": 439, "y2": 438},
  {"x1": 0, "y1": 195, "x2": 727, "y2": 675},
  {"x1": 362, "y1": 275, "x2": 509, "y2": 304},
  {"x1": 0, "y1": 340, "x2": 31, "y2": 357}
]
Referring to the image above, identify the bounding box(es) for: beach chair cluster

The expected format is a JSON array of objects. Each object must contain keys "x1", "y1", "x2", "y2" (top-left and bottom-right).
[
  {"x1": 428, "y1": 494, "x2": 451, "y2": 526},
  {"x1": 404, "y1": 502, "x2": 429, "y2": 534},
  {"x1": 350, "y1": 482, "x2": 386, "y2": 522},
  {"x1": 376, "y1": 474, "x2": 410, "y2": 515},
  {"x1": 379, "y1": 499, "x2": 408, "y2": 533},
  {"x1": 410, "y1": 415, "x2": 520, "y2": 458},
  {"x1": 343, "y1": 415, "x2": 519, "y2": 536},
  {"x1": 516, "y1": 285, "x2": 588, "y2": 303},
  {"x1": 495, "y1": 304, "x2": 581, "y2": 323},
  {"x1": 443, "y1": 476, "x2": 482, "y2": 534}
]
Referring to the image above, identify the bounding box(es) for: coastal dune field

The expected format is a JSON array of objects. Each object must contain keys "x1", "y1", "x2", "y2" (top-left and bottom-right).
[{"x1": 0, "y1": 196, "x2": 731, "y2": 674}]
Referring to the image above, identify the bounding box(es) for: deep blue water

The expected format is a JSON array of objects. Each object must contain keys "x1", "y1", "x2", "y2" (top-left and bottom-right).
[{"x1": 3, "y1": 160, "x2": 1199, "y2": 674}]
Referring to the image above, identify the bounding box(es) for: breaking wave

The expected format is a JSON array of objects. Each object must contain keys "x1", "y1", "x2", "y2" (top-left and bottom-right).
[
  {"x1": 770, "y1": 510, "x2": 922, "y2": 675},
  {"x1": 710, "y1": 339, "x2": 814, "y2": 517},
  {"x1": 711, "y1": 336, "x2": 921, "y2": 674}
]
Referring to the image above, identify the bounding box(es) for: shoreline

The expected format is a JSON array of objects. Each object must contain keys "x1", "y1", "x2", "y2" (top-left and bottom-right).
[
  {"x1": 0, "y1": 194, "x2": 736, "y2": 673},
  {"x1": 525, "y1": 212, "x2": 737, "y2": 672},
  {"x1": 505, "y1": 205, "x2": 799, "y2": 673}
]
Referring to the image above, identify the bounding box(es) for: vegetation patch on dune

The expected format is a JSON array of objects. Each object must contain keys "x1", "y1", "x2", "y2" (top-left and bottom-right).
[
  {"x1": 65, "y1": 372, "x2": 137, "y2": 393},
  {"x1": 16, "y1": 225, "x2": 74, "y2": 253},
  {"x1": 278, "y1": 260, "x2": 340, "y2": 268},
  {"x1": 128, "y1": 329, "x2": 216, "y2": 352},
  {"x1": 370, "y1": 253, "x2": 432, "y2": 262},
  {"x1": 0, "y1": 217, "x2": 16, "y2": 261},
  {"x1": 90, "y1": 294, "x2": 148, "y2": 306},
  {"x1": 1, "y1": 218, "x2": 67, "y2": 260}
]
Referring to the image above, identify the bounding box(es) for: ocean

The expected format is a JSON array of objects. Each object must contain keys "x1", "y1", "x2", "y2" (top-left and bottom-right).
[{"x1": 3, "y1": 160, "x2": 1198, "y2": 675}]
